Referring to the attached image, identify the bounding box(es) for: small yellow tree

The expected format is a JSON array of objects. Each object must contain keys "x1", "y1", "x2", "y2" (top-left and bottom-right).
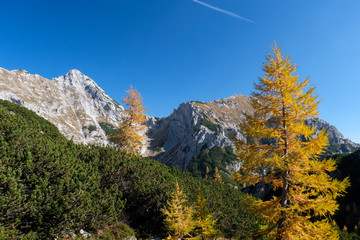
[
  {"x1": 193, "y1": 194, "x2": 218, "y2": 239},
  {"x1": 205, "y1": 166, "x2": 210, "y2": 179},
  {"x1": 233, "y1": 44, "x2": 349, "y2": 239},
  {"x1": 162, "y1": 182, "x2": 195, "y2": 239},
  {"x1": 213, "y1": 167, "x2": 223, "y2": 184},
  {"x1": 110, "y1": 85, "x2": 147, "y2": 154}
]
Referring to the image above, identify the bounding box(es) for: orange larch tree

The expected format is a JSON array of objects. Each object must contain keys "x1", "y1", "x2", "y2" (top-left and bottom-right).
[
  {"x1": 233, "y1": 44, "x2": 350, "y2": 240},
  {"x1": 110, "y1": 85, "x2": 147, "y2": 154}
]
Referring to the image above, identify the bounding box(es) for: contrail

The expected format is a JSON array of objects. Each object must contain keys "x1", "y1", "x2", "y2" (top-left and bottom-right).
[{"x1": 193, "y1": 0, "x2": 255, "y2": 24}]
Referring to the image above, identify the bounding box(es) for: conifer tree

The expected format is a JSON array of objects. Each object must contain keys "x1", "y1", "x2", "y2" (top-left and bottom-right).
[
  {"x1": 233, "y1": 44, "x2": 350, "y2": 239},
  {"x1": 213, "y1": 167, "x2": 223, "y2": 184},
  {"x1": 162, "y1": 182, "x2": 195, "y2": 239},
  {"x1": 193, "y1": 194, "x2": 218, "y2": 239},
  {"x1": 110, "y1": 85, "x2": 147, "y2": 154}
]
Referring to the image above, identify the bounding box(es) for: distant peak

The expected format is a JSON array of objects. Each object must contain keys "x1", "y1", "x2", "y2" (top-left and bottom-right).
[
  {"x1": 66, "y1": 69, "x2": 85, "y2": 77},
  {"x1": 62, "y1": 69, "x2": 96, "y2": 84}
]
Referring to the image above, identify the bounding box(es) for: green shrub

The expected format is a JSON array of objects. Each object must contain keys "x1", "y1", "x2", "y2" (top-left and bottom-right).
[
  {"x1": 99, "y1": 121, "x2": 120, "y2": 136},
  {"x1": 201, "y1": 117, "x2": 219, "y2": 134},
  {"x1": 88, "y1": 124, "x2": 97, "y2": 132},
  {"x1": 187, "y1": 145, "x2": 237, "y2": 181}
]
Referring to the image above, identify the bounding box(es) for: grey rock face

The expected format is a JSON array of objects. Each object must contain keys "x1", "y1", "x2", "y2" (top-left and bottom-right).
[
  {"x1": 147, "y1": 95, "x2": 360, "y2": 170},
  {"x1": 306, "y1": 118, "x2": 360, "y2": 154},
  {"x1": 0, "y1": 67, "x2": 124, "y2": 145},
  {"x1": 146, "y1": 96, "x2": 248, "y2": 170}
]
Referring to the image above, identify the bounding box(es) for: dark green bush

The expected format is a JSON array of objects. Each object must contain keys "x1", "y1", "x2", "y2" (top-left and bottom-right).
[
  {"x1": 99, "y1": 121, "x2": 120, "y2": 136},
  {"x1": 201, "y1": 117, "x2": 219, "y2": 134},
  {"x1": 187, "y1": 145, "x2": 237, "y2": 181}
]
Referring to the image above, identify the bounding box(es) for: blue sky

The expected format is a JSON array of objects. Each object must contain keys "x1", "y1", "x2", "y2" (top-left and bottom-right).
[{"x1": 1, "y1": 0, "x2": 359, "y2": 142}]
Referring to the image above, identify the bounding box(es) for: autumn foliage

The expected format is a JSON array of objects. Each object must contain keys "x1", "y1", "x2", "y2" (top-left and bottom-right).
[
  {"x1": 233, "y1": 44, "x2": 350, "y2": 239},
  {"x1": 110, "y1": 86, "x2": 147, "y2": 154},
  {"x1": 162, "y1": 183, "x2": 218, "y2": 239},
  {"x1": 162, "y1": 182, "x2": 195, "y2": 239},
  {"x1": 213, "y1": 167, "x2": 223, "y2": 184},
  {"x1": 192, "y1": 193, "x2": 218, "y2": 239}
]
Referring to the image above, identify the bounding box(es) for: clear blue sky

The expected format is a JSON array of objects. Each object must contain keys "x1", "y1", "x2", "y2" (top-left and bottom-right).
[{"x1": 1, "y1": 0, "x2": 359, "y2": 142}]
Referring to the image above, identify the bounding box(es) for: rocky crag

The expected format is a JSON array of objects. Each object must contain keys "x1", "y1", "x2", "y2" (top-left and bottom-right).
[
  {"x1": 0, "y1": 68, "x2": 124, "y2": 145},
  {"x1": 147, "y1": 95, "x2": 360, "y2": 170}
]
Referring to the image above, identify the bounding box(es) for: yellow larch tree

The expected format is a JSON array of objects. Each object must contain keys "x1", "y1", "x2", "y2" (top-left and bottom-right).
[
  {"x1": 205, "y1": 166, "x2": 210, "y2": 179},
  {"x1": 110, "y1": 85, "x2": 147, "y2": 154},
  {"x1": 162, "y1": 182, "x2": 195, "y2": 239},
  {"x1": 213, "y1": 167, "x2": 223, "y2": 184},
  {"x1": 233, "y1": 44, "x2": 350, "y2": 240},
  {"x1": 193, "y1": 193, "x2": 218, "y2": 239}
]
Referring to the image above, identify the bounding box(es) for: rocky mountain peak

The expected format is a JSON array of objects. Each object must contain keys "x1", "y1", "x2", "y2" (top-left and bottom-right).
[
  {"x1": 306, "y1": 118, "x2": 359, "y2": 154},
  {"x1": 0, "y1": 67, "x2": 125, "y2": 145},
  {"x1": 61, "y1": 69, "x2": 89, "y2": 86}
]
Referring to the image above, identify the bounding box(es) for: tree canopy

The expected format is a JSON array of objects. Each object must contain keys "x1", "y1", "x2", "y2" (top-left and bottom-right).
[
  {"x1": 110, "y1": 85, "x2": 147, "y2": 154},
  {"x1": 233, "y1": 44, "x2": 350, "y2": 240}
]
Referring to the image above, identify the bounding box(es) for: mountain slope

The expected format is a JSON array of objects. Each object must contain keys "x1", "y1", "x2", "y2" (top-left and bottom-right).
[
  {"x1": 0, "y1": 99, "x2": 260, "y2": 239},
  {"x1": 147, "y1": 95, "x2": 360, "y2": 170},
  {"x1": 0, "y1": 68, "x2": 124, "y2": 144}
]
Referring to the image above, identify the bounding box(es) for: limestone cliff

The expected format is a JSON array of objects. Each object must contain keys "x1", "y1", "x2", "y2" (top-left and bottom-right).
[
  {"x1": 147, "y1": 95, "x2": 360, "y2": 170},
  {"x1": 0, "y1": 68, "x2": 124, "y2": 144}
]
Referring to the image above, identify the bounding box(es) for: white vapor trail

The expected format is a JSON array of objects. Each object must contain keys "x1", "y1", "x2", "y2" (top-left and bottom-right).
[{"x1": 193, "y1": 0, "x2": 255, "y2": 24}]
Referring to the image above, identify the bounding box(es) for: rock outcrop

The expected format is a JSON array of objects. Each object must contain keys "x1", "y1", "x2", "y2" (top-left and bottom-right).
[
  {"x1": 147, "y1": 95, "x2": 360, "y2": 170},
  {"x1": 306, "y1": 118, "x2": 359, "y2": 154},
  {"x1": 147, "y1": 95, "x2": 251, "y2": 170}
]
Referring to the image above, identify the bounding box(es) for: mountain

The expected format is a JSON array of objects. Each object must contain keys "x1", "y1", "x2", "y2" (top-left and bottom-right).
[
  {"x1": 147, "y1": 95, "x2": 360, "y2": 170},
  {"x1": 305, "y1": 118, "x2": 360, "y2": 155},
  {"x1": 0, "y1": 67, "x2": 358, "y2": 171},
  {"x1": 0, "y1": 68, "x2": 124, "y2": 145}
]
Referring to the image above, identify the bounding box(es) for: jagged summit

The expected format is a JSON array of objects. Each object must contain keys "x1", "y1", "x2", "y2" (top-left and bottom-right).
[
  {"x1": 54, "y1": 69, "x2": 124, "y2": 112},
  {"x1": 59, "y1": 69, "x2": 89, "y2": 86},
  {"x1": 67, "y1": 68, "x2": 84, "y2": 76}
]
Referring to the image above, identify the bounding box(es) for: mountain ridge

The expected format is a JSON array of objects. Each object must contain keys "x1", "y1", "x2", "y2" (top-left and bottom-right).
[{"x1": 0, "y1": 67, "x2": 358, "y2": 171}]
